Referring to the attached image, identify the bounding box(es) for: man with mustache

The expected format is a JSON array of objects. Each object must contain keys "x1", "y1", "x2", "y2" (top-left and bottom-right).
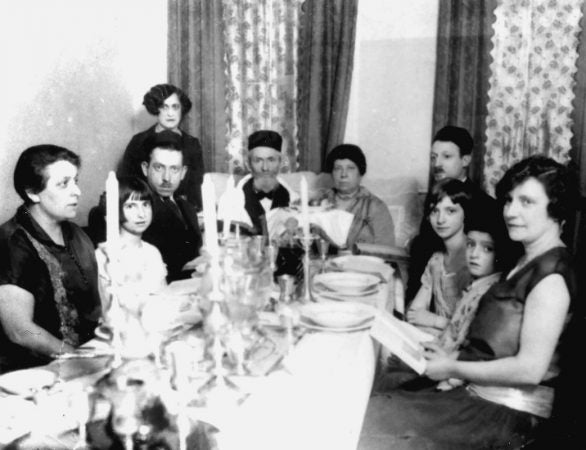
[
  {"x1": 139, "y1": 131, "x2": 202, "y2": 281},
  {"x1": 405, "y1": 126, "x2": 491, "y2": 304},
  {"x1": 233, "y1": 130, "x2": 296, "y2": 236}
]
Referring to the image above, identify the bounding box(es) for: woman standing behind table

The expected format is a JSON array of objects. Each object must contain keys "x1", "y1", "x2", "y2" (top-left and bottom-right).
[
  {"x1": 359, "y1": 155, "x2": 579, "y2": 449},
  {"x1": 0, "y1": 145, "x2": 101, "y2": 372},
  {"x1": 117, "y1": 83, "x2": 204, "y2": 210},
  {"x1": 320, "y1": 144, "x2": 395, "y2": 251}
]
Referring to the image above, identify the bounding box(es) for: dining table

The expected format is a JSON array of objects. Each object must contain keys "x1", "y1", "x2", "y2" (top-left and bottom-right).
[{"x1": 0, "y1": 256, "x2": 396, "y2": 450}]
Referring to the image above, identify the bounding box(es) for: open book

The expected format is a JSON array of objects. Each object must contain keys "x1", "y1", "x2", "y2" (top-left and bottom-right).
[{"x1": 369, "y1": 309, "x2": 434, "y2": 375}]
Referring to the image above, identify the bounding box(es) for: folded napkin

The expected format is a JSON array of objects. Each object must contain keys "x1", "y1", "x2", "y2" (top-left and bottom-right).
[
  {"x1": 267, "y1": 208, "x2": 354, "y2": 247},
  {"x1": 217, "y1": 181, "x2": 253, "y2": 228}
]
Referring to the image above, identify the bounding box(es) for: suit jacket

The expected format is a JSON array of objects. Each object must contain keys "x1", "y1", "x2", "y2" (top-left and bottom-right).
[
  {"x1": 142, "y1": 195, "x2": 202, "y2": 282},
  {"x1": 117, "y1": 125, "x2": 205, "y2": 210}
]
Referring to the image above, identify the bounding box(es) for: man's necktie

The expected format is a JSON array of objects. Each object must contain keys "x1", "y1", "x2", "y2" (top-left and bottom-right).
[{"x1": 256, "y1": 190, "x2": 274, "y2": 200}]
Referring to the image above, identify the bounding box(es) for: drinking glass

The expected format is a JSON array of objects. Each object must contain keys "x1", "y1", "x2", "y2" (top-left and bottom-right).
[{"x1": 317, "y1": 237, "x2": 330, "y2": 272}]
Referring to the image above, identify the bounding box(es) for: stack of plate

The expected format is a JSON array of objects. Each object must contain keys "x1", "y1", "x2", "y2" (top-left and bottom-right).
[
  {"x1": 329, "y1": 255, "x2": 392, "y2": 281},
  {"x1": 312, "y1": 271, "x2": 381, "y2": 302},
  {"x1": 299, "y1": 301, "x2": 376, "y2": 332}
]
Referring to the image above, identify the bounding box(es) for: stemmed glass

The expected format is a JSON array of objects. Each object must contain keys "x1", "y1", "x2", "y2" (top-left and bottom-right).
[{"x1": 317, "y1": 237, "x2": 330, "y2": 272}]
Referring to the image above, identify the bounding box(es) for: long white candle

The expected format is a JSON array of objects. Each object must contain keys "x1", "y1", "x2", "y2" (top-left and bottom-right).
[
  {"x1": 222, "y1": 175, "x2": 235, "y2": 238},
  {"x1": 300, "y1": 175, "x2": 310, "y2": 239},
  {"x1": 202, "y1": 174, "x2": 220, "y2": 257},
  {"x1": 105, "y1": 171, "x2": 119, "y2": 244}
]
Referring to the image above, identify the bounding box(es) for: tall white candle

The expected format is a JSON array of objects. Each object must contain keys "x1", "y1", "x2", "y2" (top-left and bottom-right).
[
  {"x1": 222, "y1": 175, "x2": 235, "y2": 238},
  {"x1": 105, "y1": 171, "x2": 119, "y2": 244},
  {"x1": 300, "y1": 175, "x2": 310, "y2": 239},
  {"x1": 202, "y1": 174, "x2": 220, "y2": 257}
]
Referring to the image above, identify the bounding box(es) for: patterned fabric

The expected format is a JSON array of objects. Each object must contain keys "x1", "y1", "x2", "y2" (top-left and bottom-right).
[
  {"x1": 222, "y1": 0, "x2": 302, "y2": 174},
  {"x1": 484, "y1": 0, "x2": 583, "y2": 195},
  {"x1": 437, "y1": 272, "x2": 501, "y2": 353},
  {"x1": 419, "y1": 251, "x2": 471, "y2": 320},
  {"x1": 20, "y1": 227, "x2": 80, "y2": 347}
]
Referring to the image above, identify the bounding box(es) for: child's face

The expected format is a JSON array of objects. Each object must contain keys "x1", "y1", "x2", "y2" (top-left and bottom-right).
[
  {"x1": 429, "y1": 196, "x2": 465, "y2": 241},
  {"x1": 465, "y1": 231, "x2": 496, "y2": 278},
  {"x1": 121, "y1": 196, "x2": 152, "y2": 236}
]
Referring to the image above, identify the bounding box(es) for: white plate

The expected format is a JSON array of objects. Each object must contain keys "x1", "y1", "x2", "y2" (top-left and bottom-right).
[
  {"x1": 313, "y1": 283, "x2": 380, "y2": 298},
  {"x1": 0, "y1": 368, "x2": 57, "y2": 396},
  {"x1": 299, "y1": 316, "x2": 373, "y2": 333},
  {"x1": 300, "y1": 301, "x2": 375, "y2": 330},
  {"x1": 312, "y1": 272, "x2": 380, "y2": 295},
  {"x1": 330, "y1": 255, "x2": 392, "y2": 281}
]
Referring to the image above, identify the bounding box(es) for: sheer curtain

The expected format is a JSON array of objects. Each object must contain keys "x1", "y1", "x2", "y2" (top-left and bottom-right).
[
  {"x1": 484, "y1": 0, "x2": 583, "y2": 195},
  {"x1": 222, "y1": 0, "x2": 302, "y2": 174},
  {"x1": 168, "y1": 0, "x2": 228, "y2": 172},
  {"x1": 432, "y1": 0, "x2": 497, "y2": 187},
  {"x1": 297, "y1": 0, "x2": 358, "y2": 172}
]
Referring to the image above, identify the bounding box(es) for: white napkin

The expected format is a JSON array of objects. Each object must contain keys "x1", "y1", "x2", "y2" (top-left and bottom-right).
[
  {"x1": 217, "y1": 181, "x2": 253, "y2": 228},
  {"x1": 267, "y1": 208, "x2": 354, "y2": 247}
]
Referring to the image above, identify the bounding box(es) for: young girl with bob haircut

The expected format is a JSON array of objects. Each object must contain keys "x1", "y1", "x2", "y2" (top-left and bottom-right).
[{"x1": 406, "y1": 178, "x2": 473, "y2": 335}]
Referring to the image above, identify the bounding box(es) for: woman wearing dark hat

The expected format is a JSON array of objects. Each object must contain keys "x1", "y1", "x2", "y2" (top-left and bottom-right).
[
  {"x1": 117, "y1": 83, "x2": 204, "y2": 210},
  {"x1": 322, "y1": 144, "x2": 395, "y2": 250}
]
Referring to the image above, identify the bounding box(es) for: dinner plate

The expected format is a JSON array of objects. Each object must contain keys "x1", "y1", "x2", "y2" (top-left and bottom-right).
[
  {"x1": 312, "y1": 272, "x2": 380, "y2": 295},
  {"x1": 300, "y1": 301, "x2": 375, "y2": 330},
  {"x1": 330, "y1": 255, "x2": 392, "y2": 281},
  {"x1": 0, "y1": 368, "x2": 57, "y2": 397},
  {"x1": 313, "y1": 282, "x2": 380, "y2": 298}
]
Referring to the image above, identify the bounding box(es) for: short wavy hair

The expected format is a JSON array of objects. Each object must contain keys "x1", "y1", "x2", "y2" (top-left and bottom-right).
[
  {"x1": 425, "y1": 178, "x2": 474, "y2": 219},
  {"x1": 14, "y1": 144, "x2": 80, "y2": 204},
  {"x1": 143, "y1": 83, "x2": 192, "y2": 116},
  {"x1": 495, "y1": 155, "x2": 579, "y2": 224}
]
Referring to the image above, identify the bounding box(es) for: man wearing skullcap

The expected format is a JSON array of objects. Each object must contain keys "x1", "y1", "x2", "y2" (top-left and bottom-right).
[
  {"x1": 236, "y1": 130, "x2": 294, "y2": 235},
  {"x1": 117, "y1": 83, "x2": 205, "y2": 211}
]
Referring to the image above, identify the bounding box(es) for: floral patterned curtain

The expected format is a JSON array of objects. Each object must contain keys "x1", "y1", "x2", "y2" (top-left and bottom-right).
[
  {"x1": 484, "y1": 0, "x2": 583, "y2": 195},
  {"x1": 222, "y1": 0, "x2": 302, "y2": 174}
]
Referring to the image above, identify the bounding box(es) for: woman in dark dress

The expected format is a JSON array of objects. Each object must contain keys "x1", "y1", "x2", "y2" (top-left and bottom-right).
[
  {"x1": 359, "y1": 155, "x2": 579, "y2": 449},
  {"x1": 0, "y1": 145, "x2": 101, "y2": 372},
  {"x1": 117, "y1": 83, "x2": 204, "y2": 210}
]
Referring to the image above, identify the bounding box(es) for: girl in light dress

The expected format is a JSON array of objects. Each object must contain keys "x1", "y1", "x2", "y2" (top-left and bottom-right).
[
  {"x1": 406, "y1": 178, "x2": 473, "y2": 336},
  {"x1": 96, "y1": 177, "x2": 167, "y2": 315}
]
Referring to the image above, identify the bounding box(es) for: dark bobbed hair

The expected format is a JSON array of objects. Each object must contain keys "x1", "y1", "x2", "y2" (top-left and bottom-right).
[
  {"x1": 324, "y1": 144, "x2": 367, "y2": 176},
  {"x1": 143, "y1": 83, "x2": 192, "y2": 116},
  {"x1": 14, "y1": 144, "x2": 80, "y2": 204},
  {"x1": 98, "y1": 177, "x2": 154, "y2": 226},
  {"x1": 465, "y1": 197, "x2": 521, "y2": 271},
  {"x1": 141, "y1": 130, "x2": 186, "y2": 164},
  {"x1": 495, "y1": 155, "x2": 579, "y2": 225},
  {"x1": 433, "y1": 126, "x2": 474, "y2": 157},
  {"x1": 425, "y1": 178, "x2": 474, "y2": 219}
]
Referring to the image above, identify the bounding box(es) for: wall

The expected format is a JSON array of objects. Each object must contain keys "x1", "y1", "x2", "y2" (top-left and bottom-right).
[
  {"x1": 0, "y1": 0, "x2": 167, "y2": 225},
  {"x1": 345, "y1": 0, "x2": 439, "y2": 193}
]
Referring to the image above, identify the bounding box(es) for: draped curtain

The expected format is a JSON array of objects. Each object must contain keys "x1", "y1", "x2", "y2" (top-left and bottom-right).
[
  {"x1": 168, "y1": 0, "x2": 228, "y2": 172},
  {"x1": 484, "y1": 0, "x2": 583, "y2": 195},
  {"x1": 297, "y1": 0, "x2": 358, "y2": 172},
  {"x1": 222, "y1": 0, "x2": 302, "y2": 174},
  {"x1": 432, "y1": 0, "x2": 497, "y2": 187}
]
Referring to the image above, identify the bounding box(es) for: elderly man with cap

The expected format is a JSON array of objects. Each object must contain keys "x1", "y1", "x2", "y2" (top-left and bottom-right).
[{"x1": 232, "y1": 130, "x2": 297, "y2": 236}]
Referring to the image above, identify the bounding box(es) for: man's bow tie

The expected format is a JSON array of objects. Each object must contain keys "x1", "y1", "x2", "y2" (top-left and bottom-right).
[{"x1": 255, "y1": 190, "x2": 274, "y2": 200}]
